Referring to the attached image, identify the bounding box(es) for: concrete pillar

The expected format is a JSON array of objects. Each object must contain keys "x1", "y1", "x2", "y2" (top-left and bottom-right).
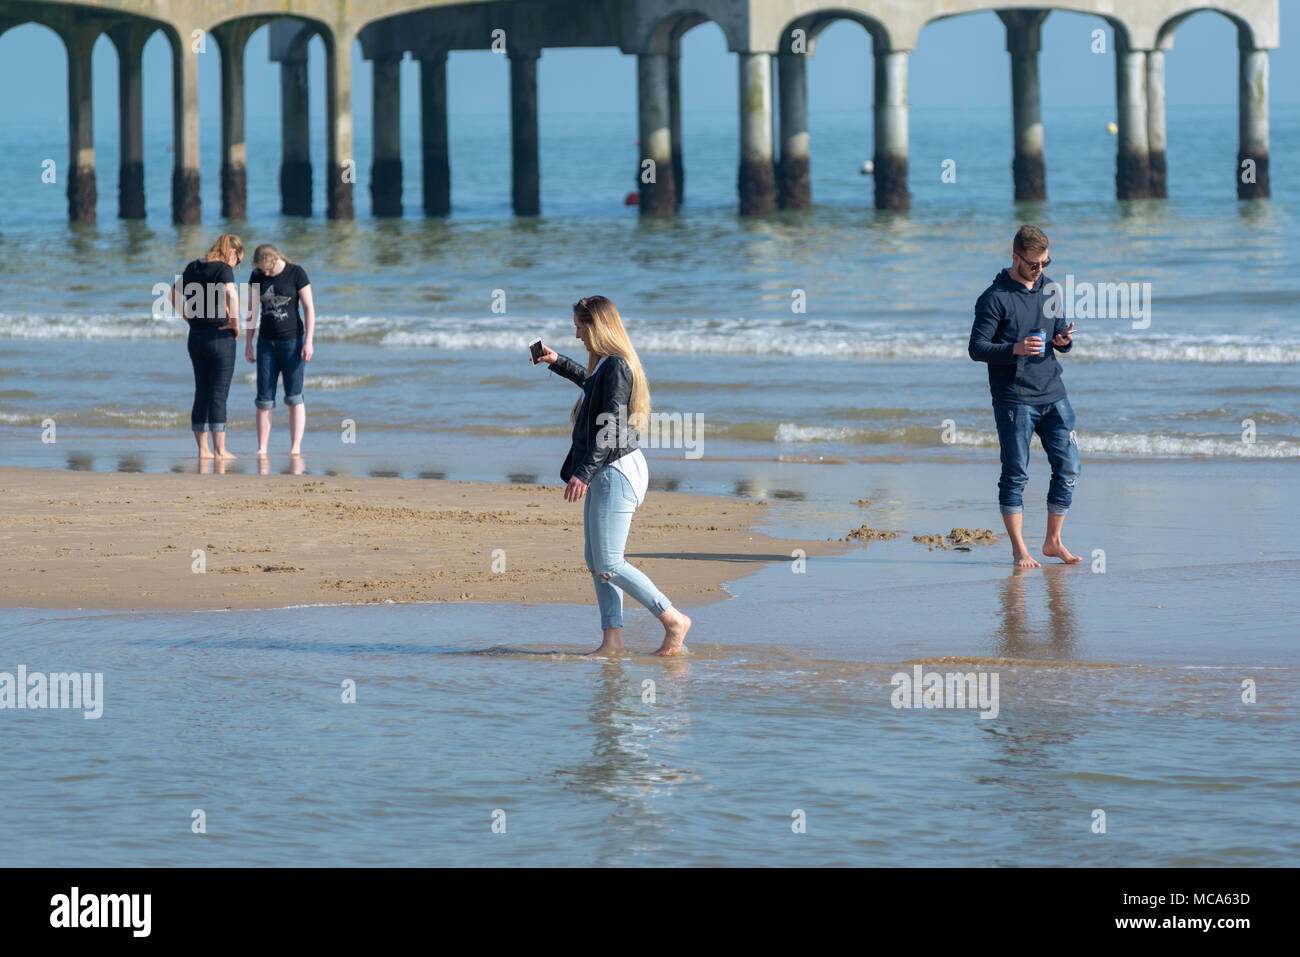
[
  {"x1": 872, "y1": 43, "x2": 910, "y2": 210},
  {"x1": 1146, "y1": 49, "x2": 1168, "y2": 198},
  {"x1": 109, "y1": 23, "x2": 148, "y2": 219},
  {"x1": 510, "y1": 48, "x2": 540, "y2": 216},
  {"x1": 216, "y1": 22, "x2": 254, "y2": 220},
  {"x1": 637, "y1": 53, "x2": 675, "y2": 215},
  {"x1": 324, "y1": 26, "x2": 356, "y2": 220},
  {"x1": 64, "y1": 23, "x2": 99, "y2": 222},
  {"x1": 1114, "y1": 44, "x2": 1151, "y2": 199},
  {"x1": 1237, "y1": 44, "x2": 1270, "y2": 199},
  {"x1": 279, "y1": 49, "x2": 312, "y2": 216},
  {"x1": 999, "y1": 10, "x2": 1048, "y2": 202},
  {"x1": 668, "y1": 44, "x2": 684, "y2": 205},
  {"x1": 420, "y1": 51, "x2": 451, "y2": 215},
  {"x1": 737, "y1": 52, "x2": 775, "y2": 215},
  {"x1": 370, "y1": 54, "x2": 403, "y2": 216},
  {"x1": 171, "y1": 29, "x2": 201, "y2": 224},
  {"x1": 777, "y1": 49, "x2": 811, "y2": 210}
]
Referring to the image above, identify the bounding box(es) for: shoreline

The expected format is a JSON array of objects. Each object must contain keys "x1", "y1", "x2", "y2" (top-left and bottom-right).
[{"x1": 0, "y1": 465, "x2": 845, "y2": 613}]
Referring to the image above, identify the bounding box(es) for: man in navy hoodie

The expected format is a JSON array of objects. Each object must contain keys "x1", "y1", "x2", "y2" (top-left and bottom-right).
[{"x1": 969, "y1": 225, "x2": 1081, "y2": 568}]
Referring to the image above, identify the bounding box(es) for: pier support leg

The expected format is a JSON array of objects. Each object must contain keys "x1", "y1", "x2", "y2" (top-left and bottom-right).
[
  {"x1": 777, "y1": 49, "x2": 811, "y2": 209},
  {"x1": 669, "y1": 42, "x2": 684, "y2": 205},
  {"x1": 279, "y1": 48, "x2": 312, "y2": 215},
  {"x1": 217, "y1": 22, "x2": 253, "y2": 220},
  {"x1": 64, "y1": 23, "x2": 99, "y2": 222},
  {"x1": 1237, "y1": 43, "x2": 1270, "y2": 199},
  {"x1": 1146, "y1": 48, "x2": 1167, "y2": 198},
  {"x1": 510, "y1": 48, "x2": 540, "y2": 216},
  {"x1": 325, "y1": 26, "x2": 356, "y2": 220},
  {"x1": 171, "y1": 29, "x2": 201, "y2": 224},
  {"x1": 420, "y1": 51, "x2": 450, "y2": 215},
  {"x1": 1000, "y1": 10, "x2": 1048, "y2": 202},
  {"x1": 737, "y1": 52, "x2": 775, "y2": 215},
  {"x1": 370, "y1": 54, "x2": 403, "y2": 216},
  {"x1": 110, "y1": 23, "x2": 148, "y2": 218},
  {"x1": 872, "y1": 44, "x2": 910, "y2": 210},
  {"x1": 1115, "y1": 44, "x2": 1152, "y2": 199},
  {"x1": 637, "y1": 53, "x2": 676, "y2": 215}
]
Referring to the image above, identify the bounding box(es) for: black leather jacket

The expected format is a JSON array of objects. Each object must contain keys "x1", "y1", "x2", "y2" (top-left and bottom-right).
[{"x1": 551, "y1": 353, "x2": 639, "y2": 484}]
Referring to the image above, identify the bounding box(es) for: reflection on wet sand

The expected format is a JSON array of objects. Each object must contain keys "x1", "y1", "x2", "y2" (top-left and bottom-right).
[
  {"x1": 556, "y1": 657, "x2": 696, "y2": 864},
  {"x1": 995, "y1": 566, "x2": 1080, "y2": 660}
]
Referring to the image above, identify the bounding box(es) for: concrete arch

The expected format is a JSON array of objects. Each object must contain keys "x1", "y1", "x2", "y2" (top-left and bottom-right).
[
  {"x1": 1155, "y1": 6, "x2": 1254, "y2": 50},
  {"x1": 776, "y1": 7, "x2": 890, "y2": 54},
  {"x1": 639, "y1": 5, "x2": 747, "y2": 55}
]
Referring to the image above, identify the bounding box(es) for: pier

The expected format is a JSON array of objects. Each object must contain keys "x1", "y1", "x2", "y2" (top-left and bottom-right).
[{"x1": 0, "y1": 0, "x2": 1278, "y2": 222}]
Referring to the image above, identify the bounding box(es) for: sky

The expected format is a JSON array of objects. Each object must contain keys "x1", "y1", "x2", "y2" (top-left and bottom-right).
[{"x1": 0, "y1": 6, "x2": 1293, "y2": 134}]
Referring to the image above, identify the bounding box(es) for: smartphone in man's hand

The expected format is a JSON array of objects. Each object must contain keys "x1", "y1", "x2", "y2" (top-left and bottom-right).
[{"x1": 529, "y1": 338, "x2": 544, "y2": 364}]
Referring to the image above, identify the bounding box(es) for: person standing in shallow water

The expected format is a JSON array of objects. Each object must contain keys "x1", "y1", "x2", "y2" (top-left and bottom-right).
[
  {"x1": 171, "y1": 233, "x2": 243, "y2": 459},
  {"x1": 534, "y1": 295, "x2": 693, "y2": 656},
  {"x1": 245, "y1": 244, "x2": 316, "y2": 456},
  {"x1": 969, "y1": 224, "x2": 1082, "y2": 568}
]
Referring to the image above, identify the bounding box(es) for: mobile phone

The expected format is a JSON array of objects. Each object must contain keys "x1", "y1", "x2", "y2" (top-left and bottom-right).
[{"x1": 528, "y1": 338, "x2": 544, "y2": 364}]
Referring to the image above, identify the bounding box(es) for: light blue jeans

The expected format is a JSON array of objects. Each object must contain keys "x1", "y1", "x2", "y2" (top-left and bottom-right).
[{"x1": 583, "y1": 465, "x2": 672, "y2": 629}]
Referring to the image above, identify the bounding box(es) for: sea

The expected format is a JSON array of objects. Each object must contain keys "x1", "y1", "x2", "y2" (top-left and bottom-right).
[{"x1": 0, "y1": 102, "x2": 1297, "y2": 866}]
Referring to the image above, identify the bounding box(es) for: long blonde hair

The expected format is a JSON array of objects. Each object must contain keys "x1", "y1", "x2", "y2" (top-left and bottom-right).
[
  {"x1": 203, "y1": 233, "x2": 244, "y2": 264},
  {"x1": 573, "y1": 295, "x2": 651, "y2": 432}
]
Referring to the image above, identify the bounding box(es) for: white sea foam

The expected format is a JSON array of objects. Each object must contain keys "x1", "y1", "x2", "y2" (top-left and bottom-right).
[{"x1": 4, "y1": 312, "x2": 1298, "y2": 364}]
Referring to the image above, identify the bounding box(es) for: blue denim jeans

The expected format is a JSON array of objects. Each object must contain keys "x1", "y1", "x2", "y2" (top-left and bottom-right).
[
  {"x1": 583, "y1": 466, "x2": 672, "y2": 629},
  {"x1": 187, "y1": 324, "x2": 237, "y2": 432},
  {"x1": 256, "y1": 336, "x2": 305, "y2": 410},
  {"x1": 993, "y1": 397, "x2": 1080, "y2": 515}
]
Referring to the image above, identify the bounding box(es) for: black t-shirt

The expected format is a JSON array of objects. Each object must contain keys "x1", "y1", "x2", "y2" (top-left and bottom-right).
[
  {"x1": 249, "y1": 263, "x2": 310, "y2": 340},
  {"x1": 181, "y1": 259, "x2": 236, "y2": 327}
]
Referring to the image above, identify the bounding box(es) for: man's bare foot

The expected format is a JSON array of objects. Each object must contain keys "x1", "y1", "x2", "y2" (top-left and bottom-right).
[
  {"x1": 1042, "y1": 541, "x2": 1082, "y2": 564},
  {"x1": 219, "y1": 450, "x2": 237, "y2": 460},
  {"x1": 1012, "y1": 551, "x2": 1042, "y2": 569},
  {"x1": 655, "y1": 611, "x2": 692, "y2": 657},
  {"x1": 288, "y1": 448, "x2": 301, "y2": 456},
  {"x1": 197, "y1": 449, "x2": 214, "y2": 459},
  {"x1": 255, "y1": 448, "x2": 268, "y2": 457}
]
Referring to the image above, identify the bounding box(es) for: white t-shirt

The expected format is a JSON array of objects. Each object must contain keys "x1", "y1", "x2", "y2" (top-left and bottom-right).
[{"x1": 590, "y1": 356, "x2": 649, "y2": 506}]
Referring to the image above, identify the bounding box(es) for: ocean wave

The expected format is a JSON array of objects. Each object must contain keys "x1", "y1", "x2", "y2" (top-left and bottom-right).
[{"x1": 3, "y1": 312, "x2": 1298, "y2": 364}]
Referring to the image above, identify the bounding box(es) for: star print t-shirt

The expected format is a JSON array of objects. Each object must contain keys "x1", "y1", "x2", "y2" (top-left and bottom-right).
[{"x1": 249, "y1": 263, "x2": 310, "y2": 340}]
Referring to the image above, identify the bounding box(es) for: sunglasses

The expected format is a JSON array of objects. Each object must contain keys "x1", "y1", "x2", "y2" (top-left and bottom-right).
[{"x1": 1017, "y1": 253, "x2": 1051, "y2": 270}]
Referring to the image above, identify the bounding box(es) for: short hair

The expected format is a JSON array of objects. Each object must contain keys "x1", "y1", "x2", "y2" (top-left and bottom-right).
[
  {"x1": 253, "y1": 244, "x2": 285, "y2": 268},
  {"x1": 1013, "y1": 224, "x2": 1049, "y2": 256}
]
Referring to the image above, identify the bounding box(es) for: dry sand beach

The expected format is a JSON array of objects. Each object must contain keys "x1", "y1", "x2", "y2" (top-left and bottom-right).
[{"x1": 0, "y1": 465, "x2": 843, "y2": 611}]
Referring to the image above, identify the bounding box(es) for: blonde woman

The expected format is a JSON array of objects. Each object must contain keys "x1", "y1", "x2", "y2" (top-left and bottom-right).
[
  {"x1": 170, "y1": 233, "x2": 243, "y2": 459},
  {"x1": 535, "y1": 295, "x2": 692, "y2": 656},
  {"x1": 244, "y1": 244, "x2": 315, "y2": 455}
]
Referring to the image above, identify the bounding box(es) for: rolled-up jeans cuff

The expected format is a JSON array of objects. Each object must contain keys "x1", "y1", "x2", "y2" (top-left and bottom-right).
[
  {"x1": 255, "y1": 399, "x2": 275, "y2": 410},
  {"x1": 284, "y1": 394, "x2": 304, "y2": 406},
  {"x1": 210, "y1": 423, "x2": 227, "y2": 433},
  {"x1": 1047, "y1": 504, "x2": 1070, "y2": 516},
  {"x1": 999, "y1": 505, "x2": 1023, "y2": 515}
]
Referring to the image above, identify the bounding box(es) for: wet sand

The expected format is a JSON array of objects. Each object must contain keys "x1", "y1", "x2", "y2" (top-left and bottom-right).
[{"x1": 0, "y1": 465, "x2": 843, "y2": 611}]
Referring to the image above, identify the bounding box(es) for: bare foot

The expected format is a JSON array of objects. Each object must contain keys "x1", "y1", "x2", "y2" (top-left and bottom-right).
[
  {"x1": 1012, "y1": 551, "x2": 1042, "y2": 568},
  {"x1": 655, "y1": 611, "x2": 692, "y2": 657},
  {"x1": 197, "y1": 449, "x2": 214, "y2": 459},
  {"x1": 586, "y1": 627, "x2": 625, "y2": 656},
  {"x1": 219, "y1": 450, "x2": 237, "y2": 460},
  {"x1": 1043, "y1": 541, "x2": 1082, "y2": 564},
  {"x1": 254, "y1": 448, "x2": 268, "y2": 457}
]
